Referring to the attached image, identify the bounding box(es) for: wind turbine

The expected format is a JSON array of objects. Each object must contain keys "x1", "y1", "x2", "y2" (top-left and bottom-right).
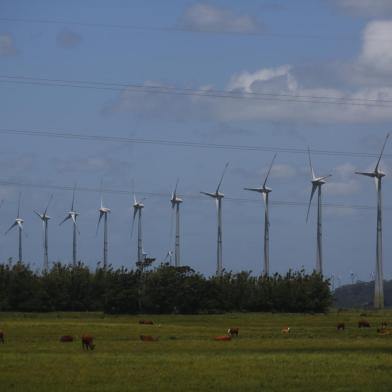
[
  {"x1": 96, "y1": 188, "x2": 111, "y2": 269},
  {"x1": 356, "y1": 133, "x2": 390, "y2": 309},
  {"x1": 131, "y1": 192, "x2": 144, "y2": 264},
  {"x1": 244, "y1": 153, "x2": 277, "y2": 276},
  {"x1": 60, "y1": 188, "x2": 79, "y2": 266},
  {"x1": 34, "y1": 194, "x2": 53, "y2": 272},
  {"x1": 170, "y1": 179, "x2": 183, "y2": 267},
  {"x1": 306, "y1": 148, "x2": 331, "y2": 275},
  {"x1": 5, "y1": 193, "x2": 24, "y2": 262},
  {"x1": 201, "y1": 162, "x2": 229, "y2": 276}
]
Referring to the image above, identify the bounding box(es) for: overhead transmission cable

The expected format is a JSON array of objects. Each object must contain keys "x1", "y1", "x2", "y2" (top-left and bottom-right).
[
  {"x1": 1, "y1": 16, "x2": 391, "y2": 42},
  {"x1": 0, "y1": 179, "x2": 386, "y2": 212},
  {"x1": 1, "y1": 75, "x2": 392, "y2": 108},
  {"x1": 1, "y1": 127, "x2": 391, "y2": 160}
]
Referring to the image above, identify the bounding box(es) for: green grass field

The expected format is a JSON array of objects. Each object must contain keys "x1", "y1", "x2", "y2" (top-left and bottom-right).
[{"x1": 1, "y1": 311, "x2": 392, "y2": 392}]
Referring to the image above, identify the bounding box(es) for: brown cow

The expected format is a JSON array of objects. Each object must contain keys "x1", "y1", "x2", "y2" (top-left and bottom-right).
[
  {"x1": 81, "y1": 335, "x2": 95, "y2": 350},
  {"x1": 336, "y1": 323, "x2": 345, "y2": 331},
  {"x1": 358, "y1": 320, "x2": 371, "y2": 328},
  {"x1": 214, "y1": 335, "x2": 231, "y2": 341},
  {"x1": 227, "y1": 328, "x2": 239, "y2": 337},
  {"x1": 381, "y1": 321, "x2": 388, "y2": 328},
  {"x1": 60, "y1": 335, "x2": 74, "y2": 342},
  {"x1": 139, "y1": 320, "x2": 154, "y2": 325},
  {"x1": 281, "y1": 326, "x2": 290, "y2": 334},
  {"x1": 0, "y1": 331, "x2": 4, "y2": 344},
  {"x1": 140, "y1": 335, "x2": 159, "y2": 342}
]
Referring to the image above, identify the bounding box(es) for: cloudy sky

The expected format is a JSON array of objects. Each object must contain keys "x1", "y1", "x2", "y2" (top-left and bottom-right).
[{"x1": 1, "y1": 0, "x2": 392, "y2": 284}]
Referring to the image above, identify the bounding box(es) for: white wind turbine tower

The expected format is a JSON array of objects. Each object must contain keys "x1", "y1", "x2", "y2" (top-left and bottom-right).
[
  {"x1": 356, "y1": 133, "x2": 390, "y2": 309},
  {"x1": 171, "y1": 179, "x2": 183, "y2": 267},
  {"x1": 5, "y1": 193, "x2": 24, "y2": 262},
  {"x1": 131, "y1": 192, "x2": 145, "y2": 264},
  {"x1": 96, "y1": 188, "x2": 111, "y2": 269},
  {"x1": 244, "y1": 153, "x2": 277, "y2": 276},
  {"x1": 201, "y1": 162, "x2": 229, "y2": 276},
  {"x1": 306, "y1": 148, "x2": 331, "y2": 275},
  {"x1": 34, "y1": 194, "x2": 53, "y2": 272},
  {"x1": 60, "y1": 189, "x2": 79, "y2": 266}
]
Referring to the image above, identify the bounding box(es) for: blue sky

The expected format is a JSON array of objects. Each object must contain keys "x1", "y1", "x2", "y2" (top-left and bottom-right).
[{"x1": 1, "y1": 0, "x2": 392, "y2": 284}]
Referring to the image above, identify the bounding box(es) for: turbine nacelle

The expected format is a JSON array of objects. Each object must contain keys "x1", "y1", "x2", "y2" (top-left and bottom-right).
[
  {"x1": 201, "y1": 191, "x2": 224, "y2": 200},
  {"x1": 99, "y1": 207, "x2": 111, "y2": 214},
  {"x1": 244, "y1": 186, "x2": 272, "y2": 194},
  {"x1": 171, "y1": 195, "x2": 183, "y2": 207},
  {"x1": 355, "y1": 170, "x2": 385, "y2": 179},
  {"x1": 133, "y1": 202, "x2": 144, "y2": 210},
  {"x1": 311, "y1": 175, "x2": 331, "y2": 186}
]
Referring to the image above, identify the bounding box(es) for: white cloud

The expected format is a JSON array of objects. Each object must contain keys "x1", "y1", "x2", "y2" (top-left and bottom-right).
[
  {"x1": 178, "y1": 3, "x2": 262, "y2": 33},
  {"x1": 326, "y1": 163, "x2": 360, "y2": 196},
  {"x1": 105, "y1": 20, "x2": 392, "y2": 125},
  {"x1": 0, "y1": 33, "x2": 17, "y2": 56},
  {"x1": 105, "y1": 65, "x2": 392, "y2": 124},
  {"x1": 269, "y1": 164, "x2": 297, "y2": 179},
  {"x1": 358, "y1": 20, "x2": 392, "y2": 76},
  {"x1": 333, "y1": 0, "x2": 392, "y2": 16},
  {"x1": 56, "y1": 28, "x2": 82, "y2": 48}
]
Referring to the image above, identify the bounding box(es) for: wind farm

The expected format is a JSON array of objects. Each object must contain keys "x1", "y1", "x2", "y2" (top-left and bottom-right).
[{"x1": 2, "y1": 2, "x2": 392, "y2": 391}]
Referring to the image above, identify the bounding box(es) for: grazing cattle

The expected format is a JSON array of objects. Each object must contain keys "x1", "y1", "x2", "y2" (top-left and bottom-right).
[
  {"x1": 0, "y1": 331, "x2": 4, "y2": 344},
  {"x1": 214, "y1": 335, "x2": 231, "y2": 341},
  {"x1": 227, "y1": 328, "x2": 239, "y2": 337},
  {"x1": 336, "y1": 323, "x2": 345, "y2": 331},
  {"x1": 140, "y1": 335, "x2": 159, "y2": 342},
  {"x1": 358, "y1": 320, "x2": 371, "y2": 328},
  {"x1": 60, "y1": 335, "x2": 74, "y2": 342},
  {"x1": 81, "y1": 335, "x2": 95, "y2": 350},
  {"x1": 139, "y1": 320, "x2": 154, "y2": 325},
  {"x1": 281, "y1": 327, "x2": 290, "y2": 334},
  {"x1": 377, "y1": 327, "x2": 391, "y2": 335},
  {"x1": 381, "y1": 321, "x2": 388, "y2": 328}
]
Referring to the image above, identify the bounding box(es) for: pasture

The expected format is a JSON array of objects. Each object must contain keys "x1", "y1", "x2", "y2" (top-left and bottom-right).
[{"x1": 1, "y1": 311, "x2": 392, "y2": 391}]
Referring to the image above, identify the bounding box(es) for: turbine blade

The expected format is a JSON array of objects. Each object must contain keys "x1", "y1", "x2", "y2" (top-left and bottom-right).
[
  {"x1": 5, "y1": 221, "x2": 17, "y2": 235},
  {"x1": 71, "y1": 183, "x2": 77, "y2": 211},
  {"x1": 200, "y1": 191, "x2": 216, "y2": 198},
  {"x1": 173, "y1": 178, "x2": 179, "y2": 198},
  {"x1": 100, "y1": 179, "x2": 104, "y2": 209},
  {"x1": 306, "y1": 184, "x2": 318, "y2": 222},
  {"x1": 169, "y1": 207, "x2": 174, "y2": 239},
  {"x1": 318, "y1": 174, "x2": 332, "y2": 181},
  {"x1": 307, "y1": 147, "x2": 316, "y2": 180},
  {"x1": 44, "y1": 194, "x2": 53, "y2": 215},
  {"x1": 0, "y1": 199, "x2": 4, "y2": 209},
  {"x1": 33, "y1": 210, "x2": 43, "y2": 220},
  {"x1": 244, "y1": 187, "x2": 261, "y2": 192},
  {"x1": 59, "y1": 215, "x2": 71, "y2": 226},
  {"x1": 263, "y1": 153, "x2": 277, "y2": 188},
  {"x1": 130, "y1": 208, "x2": 137, "y2": 239},
  {"x1": 96, "y1": 211, "x2": 104, "y2": 236},
  {"x1": 375, "y1": 133, "x2": 390, "y2": 172},
  {"x1": 216, "y1": 162, "x2": 229, "y2": 193},
  {"x1": 355, "y1": 171, "x2": 376, "y2": 178},
  {"x1": 17, "y1": 192, "x2": 21, "y2": 218}
]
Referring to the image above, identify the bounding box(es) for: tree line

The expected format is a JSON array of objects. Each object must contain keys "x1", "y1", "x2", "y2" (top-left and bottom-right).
[{"x1": 0, "y1": 260, "x2": 332, "y2": 314}]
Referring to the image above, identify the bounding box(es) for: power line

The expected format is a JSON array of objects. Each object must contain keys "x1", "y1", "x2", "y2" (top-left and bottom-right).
[
  {"x1": 0, "y1": 179, "x2": 381, "y2": 211},
  {"x1": 1, "y1": 127, "x2": 392, "y2": 159},
  {"x1": 2, "y1": 74, "x2": 391, "y2": 105},
  {"x1": 1, "y1": 16, "x2": 391, "y2": 42},
  {"x1": 1, "y1": 75, "x2": 392, "y2": 108}
]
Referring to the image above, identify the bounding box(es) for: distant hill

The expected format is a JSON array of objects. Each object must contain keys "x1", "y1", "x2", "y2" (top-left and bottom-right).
[{"x1": 333, "y1": 280, "x2": 392, "y2": 308}]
